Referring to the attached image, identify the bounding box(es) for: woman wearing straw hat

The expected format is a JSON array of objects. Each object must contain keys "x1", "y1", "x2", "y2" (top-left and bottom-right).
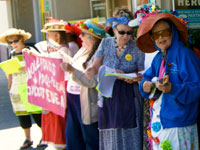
[
  {"x1": 136, "y1": 9, "x2": 200, "y2": 149},
  {"x1": 33, "y1": 18, "x2": 81, "y2": 150},
  {"x1": 0, "y1": 28, "x2": 42, "y2": 149},
  {"x1": 60, "y1": 19, "x2": 109, "y2": 150},
  {"x1": 85, "y1": 8, "x2": 145, "y2": 150}
]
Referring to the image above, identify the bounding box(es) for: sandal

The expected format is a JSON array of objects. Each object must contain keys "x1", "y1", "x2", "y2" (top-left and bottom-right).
[
  {"x1": 20, "y1": 139, "x2": 33, "y2": 149},
  {"x1": 37, "y1": 140, "x2": 47, "y2": 148}
]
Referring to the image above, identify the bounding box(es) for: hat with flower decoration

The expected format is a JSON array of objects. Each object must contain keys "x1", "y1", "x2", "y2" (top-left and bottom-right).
[
  {"x1": 0, "y1": 28, "x2": 31, "y2": 44},
  {"x1": 41, "y1": 17, "x2": 69, "y2": 33},
  {"x1": 76, "y1": 20, "x2": 109, "y2": 39},
  {"x1": 135, "y1": 7, "x2": 189, "y2": 53},
  {"x1": 128, "y1": 3, "x2": 160, "y2": 27},
  {"x1": 65, "y1": 23, "x2": 82, "y2": 48}
]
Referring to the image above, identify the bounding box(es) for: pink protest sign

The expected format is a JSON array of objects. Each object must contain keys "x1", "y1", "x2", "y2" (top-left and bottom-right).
[{"x1": 24, "y1": 52, "x2": 66, "y2": 117}]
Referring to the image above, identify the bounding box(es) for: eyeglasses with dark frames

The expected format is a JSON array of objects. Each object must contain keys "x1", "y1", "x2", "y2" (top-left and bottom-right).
[
  {"x1": 116, "y1": 28, "x2": 134, "y2": 35},
  {"x1": 8, "y1": 39, "x2": 19, "y2": 45}
]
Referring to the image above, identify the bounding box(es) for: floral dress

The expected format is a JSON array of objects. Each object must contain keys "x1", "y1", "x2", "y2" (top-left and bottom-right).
[
  {"x1": 9, "y1": 50, "x2": 40, "y2": 115},
  {"x1": 150, "y1": 94, "x2": 198, "y2": 150}
]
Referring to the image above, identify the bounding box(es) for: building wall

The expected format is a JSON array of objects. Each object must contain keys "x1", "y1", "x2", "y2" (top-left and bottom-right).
[
  {"x1": 0, "y1": 0, "x2": 12, "y2": 34},
  {"x1": 51, "y1": 0, "x2": 91, "y2": 21},
  {"x1": 10, "y1": 0, "x2": 91, "y2": 44},
  {"x1": 0, "y1": 0, "x2": 12, "y2": 61},
  {"x1": 159, "y1": 0, "x2": 172, "y2": 10},
  {"x1": 11, "y1": 0, "x2": 36, "y2": 44}
]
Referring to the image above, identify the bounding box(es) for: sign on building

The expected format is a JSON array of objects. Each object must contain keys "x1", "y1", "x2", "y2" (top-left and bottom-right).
[{"x1": 174, "y1": 0, "x2": 200, "y2": 28}]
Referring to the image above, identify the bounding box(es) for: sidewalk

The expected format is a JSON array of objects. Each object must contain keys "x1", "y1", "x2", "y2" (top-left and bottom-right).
[
  {"x1": 0, "y1": 124, "x2": 42, "y2": 150},
  {"x1": 0, "y1": 69, "x2": 42, "y2": 150}
]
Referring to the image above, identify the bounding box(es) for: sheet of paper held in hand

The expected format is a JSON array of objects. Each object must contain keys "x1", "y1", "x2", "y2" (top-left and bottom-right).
[
  {"x1": 0, "y1": 58, "x2": 22, "y2": 74},
  {"x1": 104, "y1": 66, "x2": 145, "y2": 79}
]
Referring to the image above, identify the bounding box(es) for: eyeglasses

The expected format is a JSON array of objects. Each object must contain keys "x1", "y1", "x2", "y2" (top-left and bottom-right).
[
  {"x1": 8, "y1": 39, "x2": 19, "y2": 45},
  {"x1": 151, "y1": 28, "x2": 172, "y2": 40},
  {"x1": 116, "y1": 28, "x2": 133, "y2": 35},
  {"x1": 81, "y1": 32, "x2": 93, "y2": 39}
]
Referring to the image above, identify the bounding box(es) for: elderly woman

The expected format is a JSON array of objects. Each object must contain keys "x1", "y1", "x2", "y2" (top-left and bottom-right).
[
  {"x1": 86, "y1": 8, "x2": 145, "y2": 150},
  {"x1": 137, "y1": 11, "x2": 200, "y2": 149},
  {"x1": 0, "y1": 28, "x2": 42, "y2": 149},
  {"x1": 60, "y1": 20, "x2": 108, "y2": 150}
]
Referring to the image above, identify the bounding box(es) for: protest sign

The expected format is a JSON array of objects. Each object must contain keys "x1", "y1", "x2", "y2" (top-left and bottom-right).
[{"x1": 24, "y1": 52, "x2": 66, "y2": 117}]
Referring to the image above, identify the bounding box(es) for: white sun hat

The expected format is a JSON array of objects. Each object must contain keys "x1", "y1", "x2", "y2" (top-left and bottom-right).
[{"x1": 0, "y1": 28, "x2": 31, "y2": 44}]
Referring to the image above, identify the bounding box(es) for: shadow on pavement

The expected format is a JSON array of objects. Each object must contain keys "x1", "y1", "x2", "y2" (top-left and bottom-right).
[{"x1": 0, "y1": 68, "x2": 19, "y2": 130}]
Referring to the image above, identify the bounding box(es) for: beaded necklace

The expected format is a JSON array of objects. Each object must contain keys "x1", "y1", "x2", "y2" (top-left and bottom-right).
[{"x1": 115, "y1": 37, "x2": 127, "y2": 52}]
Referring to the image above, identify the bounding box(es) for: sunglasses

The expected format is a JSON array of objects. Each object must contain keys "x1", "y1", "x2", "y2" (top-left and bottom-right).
[
  {"x1": 116, "y1": 28, "x2": 134, "y2": 35},
  {"x1": 151, "y1": 28, "x2": 172, "y2": 40},
  {"x1": 8, "y1": 39, "x2": 19, "y2": 45},
  {"x1": 81, "y1": 32, "x2": 86, "y2": 36}
]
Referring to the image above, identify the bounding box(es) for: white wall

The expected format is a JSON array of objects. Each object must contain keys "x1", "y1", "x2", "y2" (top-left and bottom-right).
[
  {"x1": 0, "y1": 0, "x2": 12, "y2": 34},
  {"x1": 50, "y1": 0, "x2": 91, "y2": 21},
  {"x1": 0, "y1": 1, "x2": 12, "y2": 61}
]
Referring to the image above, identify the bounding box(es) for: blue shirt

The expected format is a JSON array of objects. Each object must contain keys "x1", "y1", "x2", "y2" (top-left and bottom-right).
[
  {"x1": 139, "y1": 24, "x2": 200, "y2": 128},
  {"x1": 96, "y1": 37, "x2": 145, "y2": 129}
]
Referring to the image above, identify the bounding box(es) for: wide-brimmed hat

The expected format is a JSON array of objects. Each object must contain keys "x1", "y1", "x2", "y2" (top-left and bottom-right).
[
  {"x1": 76, "y1": 20, "x2": 108, "y2": 39},
  {"x1": 136, "y1": 12, "x2": 188, "y2": 53},
  {"x1": 0, "y1": 28, "x2": 31, "y2": 44},
  {"x1": 136, "y1": 11, "x2": 188, "y2": 53},
  {"x1": 41, "y1": 17, "x2": 69, "y2": 33}
]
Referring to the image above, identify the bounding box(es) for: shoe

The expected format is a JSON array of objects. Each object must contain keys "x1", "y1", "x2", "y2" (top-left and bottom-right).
[
  {"x1": 37, "y1": 140, "x2": 47, "y2": 148},
  {"x1": 20, "y1": 139, "x2": 33, "y2": 149}
]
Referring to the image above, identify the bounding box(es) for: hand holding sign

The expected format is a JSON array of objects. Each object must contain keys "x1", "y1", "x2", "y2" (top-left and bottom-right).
[{"x1": 60, "y1": 62, "x2": 75, "y2": 74}]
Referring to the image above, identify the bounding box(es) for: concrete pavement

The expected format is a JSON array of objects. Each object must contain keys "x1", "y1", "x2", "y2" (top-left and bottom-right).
[{"x1": 0, "y1": 68, "x2": 42, "y2": 150}]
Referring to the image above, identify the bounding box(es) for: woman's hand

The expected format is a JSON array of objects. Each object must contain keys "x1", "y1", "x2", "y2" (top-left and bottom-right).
[
  {"x1": 58, "y1": 50, "x2": 73, "y2": 64},
  {"x1": 123, "y1": 74, "x2": 142, "y2": 84},
  {"x1": 60, "y1": 62, "x2": 74, "y2": 74},
  {"x1": 18, "y1": 67, "x2": 26, "y2": 72},
  {"x1": 85, "y1": 66, "x2": 97, "y2": 80},
  {"x1": 136, "y1": 73, "x2": 143, "y2": 82},
  {"x1": 156, "y1": 81, "x2": 171, "y2": 93},
  {"x1": 117, "y1": 71, "x2": 143, "y2": 84},
  {"x1": 123, "y1": 78, "x2": 137, "y2": 84},
  {"x1": 22, "y1": 48, "x2": 39, "y2": 56},
  {"x1": 143, "y1": 81, "x2": 154, "y2": 93}
]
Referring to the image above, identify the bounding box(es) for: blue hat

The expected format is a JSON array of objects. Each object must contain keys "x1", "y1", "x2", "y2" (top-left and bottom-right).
[{"x1": 77, "y1": 20, "x2": 109, "y2": 39}]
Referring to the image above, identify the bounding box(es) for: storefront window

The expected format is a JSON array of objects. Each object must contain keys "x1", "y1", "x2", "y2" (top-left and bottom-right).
[
  {"x1": 90, "y1": 0, "x2": 132, "y2": 21},
  {"x1": 105, "y1": 0, "x2": 132, "y2": 18},
  {"x1": 90, "y1": 0, "x2": 106, "y2": 22}
]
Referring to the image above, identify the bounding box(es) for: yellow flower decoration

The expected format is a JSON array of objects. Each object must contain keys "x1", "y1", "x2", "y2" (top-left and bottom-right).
[
  {"x1": 151, "y1": 5, "x2": 156, "y2": 12},
  {"x1": 89, "y1": 28, "x2": 94, "y2": 32}
]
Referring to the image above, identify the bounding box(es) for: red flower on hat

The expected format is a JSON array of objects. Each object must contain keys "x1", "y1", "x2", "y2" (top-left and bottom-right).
[
  {"x1": 65, "y1": 23, "x2": 82, "y2": 35},
  {"x1": 76, "y1": 21, "x2": 88, "y2": 30}
]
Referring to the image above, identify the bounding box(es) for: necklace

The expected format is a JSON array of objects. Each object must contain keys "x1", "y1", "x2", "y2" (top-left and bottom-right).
[{"x1": 115, "y1": 37, "x2": 127, "y2": 52}]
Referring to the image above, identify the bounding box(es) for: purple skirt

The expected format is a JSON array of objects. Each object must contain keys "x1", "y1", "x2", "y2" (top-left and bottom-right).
[{"x1": 98, "y1": 79, "x2": 137, "y2": 129}]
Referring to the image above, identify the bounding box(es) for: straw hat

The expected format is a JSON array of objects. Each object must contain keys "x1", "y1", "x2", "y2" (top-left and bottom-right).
[
  {"x1": 41, "y1": 17, "x2": 69, "y2": 33},
  {"x1": 136, "y1": 12, "x2": 188, "y2": 53},
  {"x1": 76, "y1": 20, "x2": 108, "y2": 39},
  {"x1": 0, "y1": 28, "x2": 31, "y2": 44}
]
